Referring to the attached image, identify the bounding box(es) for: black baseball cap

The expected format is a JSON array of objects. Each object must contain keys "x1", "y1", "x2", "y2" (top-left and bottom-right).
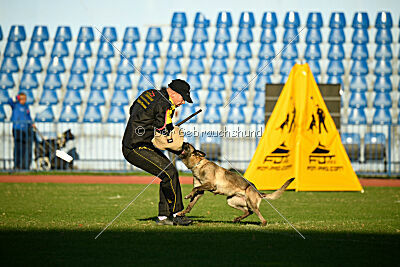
[{"x1": 168, "y1": 79, "x2": 193, "y2": 103}]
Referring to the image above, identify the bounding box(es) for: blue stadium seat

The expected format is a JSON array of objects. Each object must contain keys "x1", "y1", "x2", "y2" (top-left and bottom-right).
[
  {"x1": 349, "y1": 75, "x2": 368, "y2": 92},
  {"x1": 0, "y1": 73, "x2": 14, "y2": 90},
  {"x1": 190, "y1": 43, "x2": 206, "y2": 59},
  {"x1": 47, "y1": 57, "x2": 66, "y2": 74},
  {"x1": 352, "y1": 29, "x2": 369, "y2": 44},
  {"x1": 261, "y1": 12, "x2": 278, "y2": 28},
  {"x1": 0, "y1": 90, "x2": 9, "y2": 104},
  {"x1": 326, "y1": 75, "x2": 343, "y2": 84},
  {"x1": 227, "y1": 106, "x2": 245, "y2": 123},
  {"x1": 171, "y1": 12, "x2": 187, "y2": 28},
  {"x1": 192, "y1": 28, "x2": 208, "y2": 43},
  {"x1": 43, "y1": 73, "x2": 62, "y2": 90},
  {"x1": 237, "y1": 28, "x2": 253, "y2": 43},
  {"x1": 235, "y1": 43, "x2": 252, "y2": 59},
  {"x1": 372, "y1": 108, "x2": 391, "y2": 124},
  {"x1": 251, "y1": 106, "x2": 265, "y2": 124},
  {"x1": 233, "y1": 59, "x2": 251, "y2": 75},
  {"x1": 373, "y1": 75, "x2": 392, "y2": 92},
  {"x1": 280, "y1": 74, "x2": 290, "y2": 83},
  {"x1": 97, "y1": 42, "x2": 114, "y2": 58},
  {"x1": 305, "y1": 29, "x2": 322, "y2": 43},
  {"x1": 328, "y1": 44, "x2": 345, "y2": 60},
  {"x1": 117, "y1": 58, "x2": 135, "y2": 74},
  {"x1": 373, "y1": 92, "x2": 392, "y2": 108},
  {"x1": 352, "y1": 12, "x2": 369, "y2": 28},
  {"x1": 8, "y1": 25, "x2": 26, "y2": 41},
  {"x1": 146, "y1": 27, "x2": 162, "y2": 42},
  {"x1": 307, "y1": 60, "x2": 321, "y2": 76},
  {"x1": 307, "y1": 12, "x2": 323, "y2": 28},
  {"x1": 216, "y1": 11, "x2": 233, "y2": 28},
  {"x1": 206, "y1": 91, "x2": 223, "y2": 106},
  {"x1": 169, "y1": 28, "x2": 185, "y2": 43},
  {"x1": 210, "y1": 59, "x2": 228, "y2": 75},
  {"x1": 283, "y1": 28, "x2": 299, "y2": 43},
  {"x1": 179, "y1": 104, "x2": 200, "y2": 123},
  {"x1": 328, "y1": 29, "x2": 345, "y2": 44},
  {"x1": 167, "y1": 43, "x2": 184, "y2": 58},
  {"x1": 374, "y1": 60, "x2": 392, "y2": 76},
  {"x1": 258, "y1": 43, "x2": 275, "y2": 59},
  {"x1": 143, "y1": 42, "x2": 160, "y2": 58},
  {"x1": 203, "y1": 106, "x2": 221, "y2": 123},
  {"x1": 55, "y1": 26, "x2": 72, "y2": 42},
  {"x1": 74, "y1": 42, "x2": 92, "y2": 58},
  {"x1": 327, "y1": 60, "x2": 345, "y2": 76},
  {"x1": 212, "y1": 43, "x2": 229, "y2": 59},
  {"x1": 190, "y1": 90, "x2": 200, "y2": 105},
  {"x1": 35, "y1": 107, "x2": 55, "y2": 122},
  {"x1": 107, "y1": 106, "x2": 126, "y2": 123},
  {"x1": 228, "y1": 91, "x2": 247, "y2": 107},
  {"x1": 4, "y1": 41, "x2": 22, "y2": 57},
  {"x1": 32, "y1": 26, "x2": 49, "y2": 42},
  {"x1": 18, "y1": 90, "x2": 34, "y2": 105},
  {"x1": 164, "y1": 59, "x2": 181, "y2": 75},
  {"x1": 114, "y1": 74, "x2": 132, "y2": 91},
  {"x1": 329, "y1": 12, "x2": 346, "y2": 28},
  {"x1": 0, "y1": 105, "x2": 6, "y2": 121},
  {"x1": 283, "y1": 11, "x2": 300, "y2": 28},
  {"x1": 281, "y1": 44, "x2": 298, "y2": 60},
  {"x1": 94, "y1": 58, "x2": 112, "y2": 74},
  {"x1": 78, "y1": 26, "x2": 94, "y2": 42},
  {"x1": 214, "y1": 28, "x2": 231, "y2": 43},
  {"x1": 375, "y1": 11, "x2": 392, "y2": 29},
  {"x1": 137, "y1": 74, "x2": 155, "y2": 91},
  {"x1": 27, "y1": 41, "x2": 45, "y2": 58},
  {"x1": 260, "y1": 28, "x2": 277, "y2": 43},
  {"x1": 123, "y1": 27, "x2": 140, "y2": 43},
  {"x1": 87, "y1": 90, "x2": 106, "y2": 106},
  {"x1": 351, "y1": 44, "x2": 368, "y2": 60},
  {"x1": 304, "y1": 44, "x2": 321, "y2": 60},
  {"x1": 253, "y1": 91, "x2": 265, "y2": 107},
  {"x1": 1, "y1": 57, "x2": 19, "y2": 73},
  {"x1": 100, "y1": 27, "x2": 117, "y2": 42},
  {"x1": 121, "y1": 42, "x2": 137, "y2": 58},
  {"x1": 186, "y1": 74, "x2": 202, "y2": 90},
  {"x1": 208, "y1": 75, "x2": 225, "y2": 91},
  {"x1": 67, "y1": 74, "x2": 85, "y2": 90},
  {"x1": 254, "y1": 74, "x2": 271, "y2": 91},
  {"x1": 375, "y1": 44, "x2": 392, "y2": 60},
  {"x1": 51, "y1": 42, "x2": 69, "y2": 58},
  {"x1": 239, "y1": 11, "x2": 255, "y2": 28},
  {"x1": 39, "y1": 90, "x2": 58, "y2": 105},
  {"x1": 256, "y1": 59, "x2": 274, "y2": 75},
  {"x1": 350, "y1": 60, "x2": 368, "y2": 76},
  {"x1": 347, "y1": 108, "x2": 367, "y2": 124},
  {"x1": 0, "y1": 26, "x2": 2, "y2": 41},
  {"x1": 280, "y1": 60, "x2": 296, "y2": 76},
  {"x1": 90, "y1": 74, "x2": 109, "y2": 90},
  {"x1": 63, "y1": 90, "x2": 82, "y2": 106},
  {"x1": 83, "y1": 105, "x2": 102, "y2": 122},
  {"x1": 140, "y1": 59, "x2": 158, "y2": 74},
  {"x1": 23, "y1": 57, "x2": 42, "y2": 73},
  {"x1": 161, "y1": 74, "x2": 177, "y2": 87},
  {"x1": 194, "y1": 12, "x2": 210, "y2": 28},
  {"x1": 348, "y1": 92, "x2": 367, "y2": 108},
  {"x1": 187, "y1": 59, "x2": 205, "y2": 75},
  {"x1": 231, "y1": 75, "x2": 249, "y2": 91},
  {"x1": 375, "y1": 29, "x2": 393, "y2": 44},
  {"x1": 59, "y1": 105, "x2": 79, "y2": 122}
]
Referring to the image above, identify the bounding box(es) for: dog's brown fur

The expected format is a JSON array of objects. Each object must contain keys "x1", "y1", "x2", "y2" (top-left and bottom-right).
[{"x1": 178, "y1": 143, "x2": 294, "y2": 226}]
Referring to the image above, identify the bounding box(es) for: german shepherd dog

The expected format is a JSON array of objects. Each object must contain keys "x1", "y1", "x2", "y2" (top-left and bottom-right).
[{"x1": 178, "y1": 143, "x2": 294, "y2": 226}]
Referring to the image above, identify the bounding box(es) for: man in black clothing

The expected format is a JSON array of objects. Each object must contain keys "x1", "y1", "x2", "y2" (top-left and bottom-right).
[{"x1": 122, "y1": 79, "x2": 193, "y2": 226}]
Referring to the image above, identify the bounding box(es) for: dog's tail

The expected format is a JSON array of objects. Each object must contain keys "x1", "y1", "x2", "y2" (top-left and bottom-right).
[{"x1": 262, "y1": 178, "x2": 295, "y2": 200}]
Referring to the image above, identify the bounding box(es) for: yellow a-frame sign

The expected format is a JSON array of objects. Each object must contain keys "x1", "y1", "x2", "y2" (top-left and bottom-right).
[{"x1": 244, "y1": 64, "x2": 363, "y2": 191}]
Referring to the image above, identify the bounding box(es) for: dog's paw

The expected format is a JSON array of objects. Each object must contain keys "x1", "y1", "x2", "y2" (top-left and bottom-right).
[
  {"x1": 233, "y1": 218, "x2": 241, "y2": 223},
  {"x1": 261, "y1": 220, "x2": 267, "y2": 227}
]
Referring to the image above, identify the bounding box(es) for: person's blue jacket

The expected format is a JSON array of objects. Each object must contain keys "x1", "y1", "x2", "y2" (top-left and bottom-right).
[{"x1": 8, "y1": 97, "x2": 33, "y2": 130}]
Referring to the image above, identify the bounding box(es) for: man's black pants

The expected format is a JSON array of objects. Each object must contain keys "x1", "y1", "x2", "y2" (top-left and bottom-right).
[
  {"x1": 13, "y1": 128, "x2": 33, "y2": 170},
  {"x1": 122, "y1": 144, "x2": 183, "y2": 216}
]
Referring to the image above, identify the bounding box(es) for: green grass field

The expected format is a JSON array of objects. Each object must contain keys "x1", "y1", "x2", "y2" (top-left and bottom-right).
[{"x1": 0, "y1": 183, "x2": 399, "y2": 266}]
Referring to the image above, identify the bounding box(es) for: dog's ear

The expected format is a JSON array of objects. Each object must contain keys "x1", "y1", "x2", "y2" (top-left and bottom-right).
[{"x1": 194, "y1": 150, "x2": 206, "y2": 158}]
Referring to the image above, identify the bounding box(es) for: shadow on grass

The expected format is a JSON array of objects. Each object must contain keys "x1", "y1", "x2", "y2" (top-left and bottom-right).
[
  {"x1": 138, "y1": 216, "x2": 260, "y2": 226},
  {"x1": 0, "y1": 229, "x2": 398, "y2": 266}
]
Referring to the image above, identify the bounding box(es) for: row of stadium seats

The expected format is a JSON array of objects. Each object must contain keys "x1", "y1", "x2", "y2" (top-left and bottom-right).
[{"x1": 342, "y1": 132, "x2": 387, "y2": 162}]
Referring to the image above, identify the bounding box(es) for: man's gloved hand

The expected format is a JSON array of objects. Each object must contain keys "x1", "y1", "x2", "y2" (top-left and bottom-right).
[{"x1": 152, "y1": 126, "x2": 184, "y2": 151}]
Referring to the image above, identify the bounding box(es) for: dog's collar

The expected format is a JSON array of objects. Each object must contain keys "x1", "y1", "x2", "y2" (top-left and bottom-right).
[{"x1": 191, "y1": 158, "x2": 205, "y2": 170}]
